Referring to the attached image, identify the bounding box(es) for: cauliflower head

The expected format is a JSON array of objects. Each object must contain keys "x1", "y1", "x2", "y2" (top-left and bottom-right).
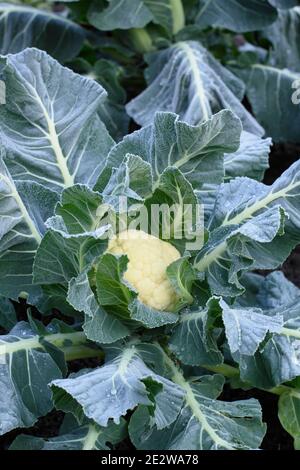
[{"x1": 107, "y1": 229, "x2": 181, "y2": 311}]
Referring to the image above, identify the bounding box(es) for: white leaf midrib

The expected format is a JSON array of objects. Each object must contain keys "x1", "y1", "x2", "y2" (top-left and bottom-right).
[
  {"x1": 82, "y1": 424, "x2": 100, "y2": 451},
  {"x1": 0, "y1": 331, "x2": 86, "y2": 355},
  {"x1": 0, "y1": 3, "x2": 80, "y2": 27},
  {"x1": 162, "y1": 348, "x2": 234, "y2": 450},
  {"x1": 0, "y1": 173, "x2": 41, "y2": 244},
  {"x1": 178, "y1": 42, "x2": 212, "y2": 122},
  {"x1": 222, "y1": 182, "x2": 298, "y2": 226},
  {"x1": 28, "y1": 85, "x2": 74, "y2": 187}
]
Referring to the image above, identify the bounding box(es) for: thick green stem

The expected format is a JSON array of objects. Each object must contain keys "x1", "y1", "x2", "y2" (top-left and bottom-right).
[
  {"x1": 46, "y1": 332, "x2": 104, "y2": 362},
  {"x1": 46, "y1": 331, "x2": 86, "y2": 348},
  {"x1": 128, "y1": 28, "x2": 153, "y2": 54},
  {"x1": 82, "y1": 424, "x2": 99, "y2": 451},
  {"x1": 158, "y1": 345, "x2": 235, "y2": 449},
  {"x1": 0, "y1": 330, "x2": 104, "y2": 363},
  {"x1": 63, "y1": 345, "x2": 104, "y2": 362},
  {"x1": 170, "y1": 0, "x2": 185, "y2": 34},
  {"x1": 57, "y1": 336, "x2": 299, "y2": 399},
  {"x1": 1, "y1": 331, "x2": 87, "y2": 355},
  {"x1": 14, "y1": 330, "x2": 296, "y2": 400},
  {"x1": 201, "y1": 363, "x2": 296, "y2": 397},
  {"x1": 281, "y1": 326, "x2": 300, "y2": 340},
  {"x1": 154, "y1": 342, "x2": 298, "y2": 401},
  {"x1": 269, "y1": 384, "x2": 292, "y2": 396},
  {"x1": 202, "y1": 363, "x2": 240, "y2": 378}
]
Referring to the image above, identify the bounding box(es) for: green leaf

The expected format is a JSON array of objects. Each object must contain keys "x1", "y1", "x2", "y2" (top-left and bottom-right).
[
  {"x1": 171, "y1": 294, "x2": 287, "y2": 376},
  {"x1": 195, "y1": 0, "x2": 277, "y2": 32},
  {"x1": 194, "y1": 161, "x2": 300, "y2": 296},
  {"x1": 33, "y1": 227, "x2": 108, "y2": 286},
  {"x1": 33, "y1": 222, "x2": 108, "y2": 314},
  {"x1": 129, "y1": 356, "x2": 266, "y2": 450},
  {"x1": 33, "y1": 185, "x2": 110, "y2": 286},
  {"x1": 93, "y1": 59, "x2": 127, "y2": 104},
  {"x1": 98, "y1": 99, "x2": 130, "y2": 143},
  {"x1": 220, "y1": 301, "x2": 283, "y2": 356},
  {"x1": 102, "y1": 154, "x2": 153, "y2": 208},
  {"x1": 269, "y1": 0, "x2": 299, "y2": 8},
  {"x1": 169, "y1": 297, "x2": 224, "y2": 366},
  {"x1": 128, "y1": 299, "x2": 179, "y2": 328},
  {"x1": 0, "y1": 3, "x2": 85, "y2": 61},
  {"x1": 88, "y1": 0, "x2": 185, "y2": 35},
  {"x1": 237, "y1": 335, "x2": 300, "y2": 389},
  {"x1": 0, "y1": 297, "x2": 17, "y2": 331},
  {"x1": 224, "y1": 131, "x2": 271, "y2": 181},
  {"x1": 126, "y1": 41, "x2": 263, "y2": 135},
  {"x1": 144, "y1": 0, "x2": 185, "y2": 34},
  {"x1": 199, "y1": 131, "x2": 272, "y2": 220},
  {"x1": 34, "y1": 284, "x2": 78, "y2": 317},
  {"x1": 67, "y1": 271, "x2": 130, "y2": 344},
  {"x1": 246, "y1": 65, "x2": 300, "y2": 143},
  {"x1": 0, "y1": 158, "x2": 59, "y2": 301},
  {"x1": 130, "y1": 394, "x2": 265, "y2": 450},
  {"x1": 0, "y1": 321, "x2": 68, "y2": 435},
  {"x1": 9, "y1": 420, "x2": 127, "y2": 450},
  {"x1": 167, "y1": 256, "x2": 198, "y2": 306},
  {"x1": 196, "y1": 207, "x2": 285, "y2": 297},
  {"x1": 237, "y1": 271, "x2": 300, "y2": 310},
  {"x1": 233, "y1": 271, "x2": 300, "y2": 388},
  {"x1": 55, "y1": 184, "x2": 106, "y2": 235},
  {"x1": 98, "y1": 110, "x2": 240, "y2": 191},
  {"x1": 278, "y1": 390, "x2": 300, "y2": 449},
  {"x1": 145, "y1": 167, "x2": 202, "y2": 253},
  {"x1": 96, "y1": 253, "x2": 134, "y2": 312},
  {"x1": 87, "y1": 0, "x2": 152, "y2": 31},
  {"x1": 265, "y1": 7, "x2": 300, "y2": 72},
  {"x1": 95, "y1": 253, "x2": 179, "y2": 328},
  {"x1": 51, "y1": 342, "x2": 185, "y2": 428},
  {"x1": 199, "y1": 131, "x2": 272, "y2": 221},
  {"x1": 0, "y1": 48, "x2": 114, "y2": 192},
  {"x1": 90, "y1": 59, "x2": 129, "y2": 141}
]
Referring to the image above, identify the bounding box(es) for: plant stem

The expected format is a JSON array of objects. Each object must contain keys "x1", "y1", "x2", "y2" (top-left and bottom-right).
[
  {"x1": 281, "y1": 326, "x2": 300, "y2": 340},
  {"x1": 45, "y1": 332, "x2": 104, "y2": 362},
  {"x1": 1, "y1": 331, "x2": 87, "y2": 355},
  {"x1": 63, "y1": 345, "x2": 104, "y2": 362},
  {"x1": 201, "y1": 363, "x2": 239, "y2": 378},
  {"x1": 0, "y1": 330, "x2": 104, "y2": 362},
  {"x1": 39, "y1": 332, "x2": 299, "y2": 400},
  {"x1": 160, "y1": 345, "x2": 235, "y2": 449},
  {"x1": 171, "y1": 0, "x2": 185, "y2": 34},
  {"x1": 201, "y1": 363, "x2": 295, "y2": 397},
  {"x1": 128, "y1": 28, "x2": 153, "y2": 54},
  {"x1": 46, "y1": 331, "x2": 86, "y2": 348},
  {"x1": 82, "y1": 424, "x2": 99, "y2": 451}
]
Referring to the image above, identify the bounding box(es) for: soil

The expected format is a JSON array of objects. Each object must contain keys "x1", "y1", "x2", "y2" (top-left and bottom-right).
[{"x1": 0, "y1": 143, "x2": 300, "y2": 451}]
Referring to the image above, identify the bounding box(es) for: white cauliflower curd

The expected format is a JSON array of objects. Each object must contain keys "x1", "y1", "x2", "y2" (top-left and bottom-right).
[{"x1": 107, "y1": 229, "x2": 181, "y2": 311}]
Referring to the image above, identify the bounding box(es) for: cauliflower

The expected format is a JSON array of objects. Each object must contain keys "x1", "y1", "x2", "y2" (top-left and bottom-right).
[{"x1": 107, "y1": 229, "x2": 181, "y2": 311}]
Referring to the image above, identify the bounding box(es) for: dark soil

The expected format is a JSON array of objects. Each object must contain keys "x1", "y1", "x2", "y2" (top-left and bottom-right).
[
  {"x1": 1, "y1": 143, "x2": 300, "y2": 451},
  {"x1": 281, "y1": 245, "x2": 300, "y2": 289},
  {"x1": 264, "y1": 143, "x2": 300, "y2": 186}
]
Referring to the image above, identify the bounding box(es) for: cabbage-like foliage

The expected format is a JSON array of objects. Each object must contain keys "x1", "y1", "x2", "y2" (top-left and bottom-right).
[
  {"x1": 0, "y1": 3, "x2": 85, "y2": 61},
  {"x1": 0, "y1": 47, "x2": 300, "y2": 452},
  {"x1": 126, "y1": 41, "x2": 263, "y2": 136}
]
